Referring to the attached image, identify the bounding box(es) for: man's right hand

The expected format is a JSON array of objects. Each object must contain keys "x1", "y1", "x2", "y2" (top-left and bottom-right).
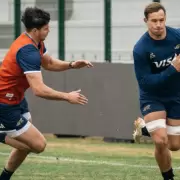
[
  {"x1": 67, "y1": 89, "x2": 88, "y2": 105},
  {"x1": 171, "y1": 54, "x2": 180, "y2": 72}
]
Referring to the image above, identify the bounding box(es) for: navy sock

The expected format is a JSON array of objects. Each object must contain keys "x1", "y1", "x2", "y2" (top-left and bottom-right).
[
  {"x1": 0, "y1": 133, "x2": 7, "y2": 143},
  {"x1": 162, "y1": 168, "x2": 174, "y2": 180},
  {"x1": 142, "y1": 127, "x2": 150, "y2": 137},
  {"x1": 0, "y1": 168, "x2": 14, "y2": 180}
]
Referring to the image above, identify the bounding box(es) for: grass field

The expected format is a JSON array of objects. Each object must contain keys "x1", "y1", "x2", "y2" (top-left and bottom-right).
[{"x1": 0, "y1": 135, "x2": 180, "y2": 180}]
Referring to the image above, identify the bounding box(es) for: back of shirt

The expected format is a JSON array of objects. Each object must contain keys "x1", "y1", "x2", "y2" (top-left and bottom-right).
[{"x1": 133, "y1": 26, "x2": 180, "y2": 100}]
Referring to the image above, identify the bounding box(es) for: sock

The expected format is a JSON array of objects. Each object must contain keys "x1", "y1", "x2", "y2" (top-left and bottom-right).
[
  {"x1": 137, "y1": 118, "x2": 150, "y2": 137},
  {"x1": 0, "y1": 168, "x2": 14, "y2": 180},
  {"x1": 162, "y1": 168, "x2": 174, "y2": 180},
  {"x1": 142, "y1": 127, "x2": 150, "y2": 137},
  {"x1": 0, "y1": 133, "x2": 7, "y2": 143}
]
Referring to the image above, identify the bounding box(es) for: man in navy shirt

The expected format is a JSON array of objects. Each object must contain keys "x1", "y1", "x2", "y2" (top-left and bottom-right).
[{"x1": 133, "y1": 2, "x2": 180, "y2": 180}]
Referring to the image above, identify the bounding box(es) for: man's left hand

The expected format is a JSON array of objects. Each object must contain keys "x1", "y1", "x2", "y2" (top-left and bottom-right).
[{"x1": 71, "y1": 60, "x2": 93, "y2": 69}]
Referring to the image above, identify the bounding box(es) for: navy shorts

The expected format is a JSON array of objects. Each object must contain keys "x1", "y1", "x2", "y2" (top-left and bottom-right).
[
  {"x1": 0, "y1": 98, "x2": 31, "y2": 137},
  {"x1": 140, "y1": 97, "x2": 180, "y2": 119}
]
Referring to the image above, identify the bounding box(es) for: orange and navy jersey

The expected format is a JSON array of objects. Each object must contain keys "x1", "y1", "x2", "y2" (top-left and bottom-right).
[{"x1": 0, "y1": 32, "x2": 47, "y2": 105}]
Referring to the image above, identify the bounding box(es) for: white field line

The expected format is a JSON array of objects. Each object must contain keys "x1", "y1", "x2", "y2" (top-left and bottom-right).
[{"x1": 1, "y1": 152, "x2": 180, "y2": 170}]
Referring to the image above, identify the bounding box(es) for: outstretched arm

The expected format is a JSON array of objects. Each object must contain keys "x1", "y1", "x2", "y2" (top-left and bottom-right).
[
  {"x1": 26, "y1": 72, "x2": 88, "y2": 105},
  {"x1": 16, "y1": 45, "x2": 88, "y2": 105},
  {"x1": 41, "y1": 53, "x2": 93, "y2": 71}
]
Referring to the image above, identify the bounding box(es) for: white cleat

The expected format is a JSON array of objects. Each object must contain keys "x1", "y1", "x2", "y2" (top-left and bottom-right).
[{"x1": 133, "y1": 117, "x2": 145, "y2": 143}]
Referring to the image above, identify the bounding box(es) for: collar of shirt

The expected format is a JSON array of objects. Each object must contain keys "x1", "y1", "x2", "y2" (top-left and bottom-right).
[{"x1": 24, "y1": 32, "x2": 41, "y2": 49}]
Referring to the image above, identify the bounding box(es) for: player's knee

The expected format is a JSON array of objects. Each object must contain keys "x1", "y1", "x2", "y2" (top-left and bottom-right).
[
  {"x1": 153, "y1": 133, "x2": 168, "y2": 152},
  {"x1": 168, "y1": 141, "x2": 180, "y2": 151},
  {"x1": 146, "y1": 119, "x2": 167, "y2": 148},
  {"x1": 168, "y1": 145, "x2": 180, "y2": 151},
  {"x1": 167, "y1": 125, "x2": 180, "y2": 151},
  {"x1": 33, "y1": 138, "x2": 47, "y2": 154},
  {"x1": 154, "y1": 135, "x2": 168, "y2": 148}
]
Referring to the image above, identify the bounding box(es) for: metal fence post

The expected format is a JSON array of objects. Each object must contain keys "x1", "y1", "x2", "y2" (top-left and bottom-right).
[
  {"x1": 104, "y1": 0, "x2": 111, "y2": 62},
  {"x1": 58, "y1": 0, "x2": 65, "y2": 60},
  {"x1": 14, "y1": 0, "x2": 21, "y2": 39}
]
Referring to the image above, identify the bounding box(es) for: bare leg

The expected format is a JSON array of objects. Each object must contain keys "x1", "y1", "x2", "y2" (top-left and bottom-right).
[
  {"x1": 5, "y1": 136, "x2": 31, "y2": 151},
  {"x1": 5, "y1": 149, "x2": 29, "y2": 172},
  {"x1": 151, "y1": 129, "x2": 172, "y2": 172},
  {"x1": 144, "y1": 111, "x2": 174, "y2": 180},
  {"x1": 3, "y1": 124, "x2": 46, "y2": 174}
]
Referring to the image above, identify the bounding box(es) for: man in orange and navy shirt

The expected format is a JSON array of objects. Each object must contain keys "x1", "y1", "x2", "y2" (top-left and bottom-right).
[
  {"x1": 0, "y1": 32, "x2": 47, "y2": 105},
  {"x1": 0, "y1": 7, "x2": 93, "y2": 180}
]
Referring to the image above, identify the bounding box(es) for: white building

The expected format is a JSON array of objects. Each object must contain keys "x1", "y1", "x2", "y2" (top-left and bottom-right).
[{"x1": 0, "y1": 0, "x2": 180, "y2": 62}]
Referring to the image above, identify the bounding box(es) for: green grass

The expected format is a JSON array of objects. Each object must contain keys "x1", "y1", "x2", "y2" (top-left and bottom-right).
[{"x1": 0, "y1": 136, "x2": 180, "y2": 180}]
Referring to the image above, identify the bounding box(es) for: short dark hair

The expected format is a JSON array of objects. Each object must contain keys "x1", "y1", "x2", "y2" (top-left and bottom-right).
[
  {"x1": 144, "y1": 2, "x2": 166, "y2": 19},
  {"x1": 21, "y1": 7, "x2": 50, "y2": 31}
]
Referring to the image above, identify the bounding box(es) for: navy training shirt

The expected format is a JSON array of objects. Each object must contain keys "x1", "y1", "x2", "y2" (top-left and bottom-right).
[{"x1": 133, "y1": 26, "x2": 180, "y2": 99}]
